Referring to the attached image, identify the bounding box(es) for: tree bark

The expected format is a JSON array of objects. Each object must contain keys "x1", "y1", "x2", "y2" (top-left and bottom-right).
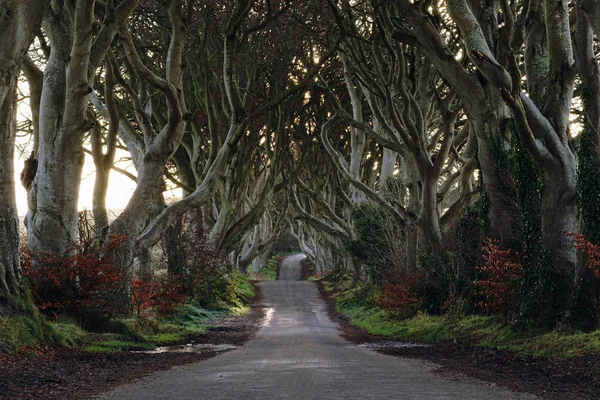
[
  {"x1": 0, "y1": 0, "x2": 45, "y2": 313},
  {"x1": 27, "y1": 4, "x2": 94, "y2": 257},
  {"x1": 0, "y1": 78, "x2": 22, "y2": 314}
]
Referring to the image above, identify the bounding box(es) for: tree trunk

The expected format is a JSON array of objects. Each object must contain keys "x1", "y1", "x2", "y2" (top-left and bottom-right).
[
  {"x1": 0, "y1": 78, "x2": 22, "y2": 314},
  {"x1": 342, "y1": 53, "x2": 366, "y2": 205},
  {"x1": 418, "y1": 170, "x2": 441, "y2": 249},
  {"x1": 403, "y1": 157, "x2": 419, "y2": 272},
  {"x1": 541, "y1": 166, "x2": 578, "y2": 325},
  {"x1": 27, "y1": 5, "x2": 95, "y2": 257},
  {"x1": 0, "y1": 0, "x2": 45, "y2": 313},
  {"x1": 380, "y1": 147, "x2": 397, "y2": 185},
  {"x1": 474, "y1": 116, "x2": 518, "y2": 244}
]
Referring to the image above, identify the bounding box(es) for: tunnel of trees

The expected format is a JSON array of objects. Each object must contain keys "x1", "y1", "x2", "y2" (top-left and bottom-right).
[{"x1": 1, "y1": 0, "x2": 600, "y2": 335}]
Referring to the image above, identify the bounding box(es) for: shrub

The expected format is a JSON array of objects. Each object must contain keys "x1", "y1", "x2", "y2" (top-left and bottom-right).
[
  {"x1": 21, "y1": 235, "x2": 129, "y2": 327},
  {"x1": 347, "y1": 202, "x2": 405, "y2": 283},
  {"x1": 130, "y1": 274, "x2": 186, "y2": 318},
  {"x1": 377, "y1": 273, "x2": 424, "y2": 319},
  {"x1": 568, "y1": 232, "x2": 600, "y2": 277},
  {"x1": 475, "y1": 239, "x2": 523, "y2": 321}
]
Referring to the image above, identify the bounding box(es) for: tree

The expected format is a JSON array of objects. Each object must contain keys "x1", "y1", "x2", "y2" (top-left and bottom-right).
[
  {"x1": 0, "y1": 1, "x2": 45, "y2": 314},
  {"x1": 26, "y1": 0, "x2": 138, "y2": 258}
]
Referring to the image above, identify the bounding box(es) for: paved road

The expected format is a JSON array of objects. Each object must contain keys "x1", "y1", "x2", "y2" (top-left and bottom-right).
[
  {"x1": 278, "y1": 253, "x2": 305, "y2": 280},
  {"x1": 98, "y1": 254, "x2": 535, "y2": 400}
]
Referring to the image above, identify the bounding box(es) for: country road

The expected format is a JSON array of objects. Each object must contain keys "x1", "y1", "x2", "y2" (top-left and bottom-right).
[{"x1": 97, "y1": 254, "x2": 535, "y2": 400}]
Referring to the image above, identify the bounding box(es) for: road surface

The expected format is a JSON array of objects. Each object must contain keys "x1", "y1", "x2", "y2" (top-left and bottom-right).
[{"x1": 97, "y1": 253, "x2": 535, "y2": 399}]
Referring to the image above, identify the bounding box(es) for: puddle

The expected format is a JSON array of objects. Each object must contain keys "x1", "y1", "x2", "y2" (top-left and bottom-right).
[
  {"x1": 133, "y1": 343, "x2": 238, "y2": 354},
  {"x1": 358, "y1": 341, "x2": 430, "y2": 350}
]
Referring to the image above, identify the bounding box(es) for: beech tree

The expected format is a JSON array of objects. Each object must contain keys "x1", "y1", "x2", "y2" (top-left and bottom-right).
[
  {"x1": 0, "y1": 0, "x2": 45, "y2": 313},
  {"x1": 26, "y1": 0, "x2": 138, "y2": 258}
]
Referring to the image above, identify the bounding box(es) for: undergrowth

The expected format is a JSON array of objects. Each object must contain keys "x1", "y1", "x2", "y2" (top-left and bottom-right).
[
  {"x1": 325, "y1": 281, "x2": 600, "y2": 359},
  {"x1": 1, "y1": 269, "x2": 255, "y2": 355}
]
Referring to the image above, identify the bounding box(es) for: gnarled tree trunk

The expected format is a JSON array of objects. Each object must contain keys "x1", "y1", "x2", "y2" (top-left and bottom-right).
[{"x1": 0, "y1": 0, "x2": 45, "y2": 313}]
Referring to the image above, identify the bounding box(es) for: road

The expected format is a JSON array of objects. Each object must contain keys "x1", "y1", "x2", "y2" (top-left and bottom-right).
[{"x1": 97, "y1": 254, "x2": 535, "y2": 400}]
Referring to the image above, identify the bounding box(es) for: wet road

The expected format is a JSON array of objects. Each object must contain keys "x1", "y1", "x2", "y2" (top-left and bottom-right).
[{"x1": 97, "y1": 254, "x2": 535, "y2": 400}]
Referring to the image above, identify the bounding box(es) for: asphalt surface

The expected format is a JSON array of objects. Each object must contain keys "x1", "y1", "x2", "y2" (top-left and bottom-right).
[{"x1": 97, "y1": 254, "x2": 536, "y2": 400}]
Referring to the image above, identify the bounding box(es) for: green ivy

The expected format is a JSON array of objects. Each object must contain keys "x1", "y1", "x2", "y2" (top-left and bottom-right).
[{"x1": 346, "y1": 202, "x2": 401, "y2": 283}]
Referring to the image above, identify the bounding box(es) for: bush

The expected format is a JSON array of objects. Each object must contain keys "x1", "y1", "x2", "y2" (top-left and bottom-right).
[
  {"x1": 131, "y1": 274, "x2": 186, "y2": 318},
  {"x1": 22, "y1": 235, "x2": 130, "y2": 328},
  {"x1": 569, "y1": 232, "x2": 600, "y2": 277},
  {"x1": 475, "y1": 239, "x2": 523, "y2": 321},
  {"x1": 418, "y1": 250, "x2": 456, "y2": 314},
  {"x1": 347, "y1": 202, "x2": 405, "y2": 283},
  {"x1": 377, "y1": 273, "x2": 424, "y2": 319}
]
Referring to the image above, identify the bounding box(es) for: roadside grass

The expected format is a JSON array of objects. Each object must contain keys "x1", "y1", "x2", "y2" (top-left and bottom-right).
[
  {"x1": 252, "y1": 256, "x2": 278, "y2": 281},
  {"x1": 253, "y1": 251, "x2": 297, "y2": 281},
  {"x1": 83, "y1": 339, "x2": 156, "y2": 353},
  {"x1": 325, "y1": 282, "x2": 600, "y2": 359},
  {"x1": 0, "y1": 271, "x2": 257, "y2": 356}
]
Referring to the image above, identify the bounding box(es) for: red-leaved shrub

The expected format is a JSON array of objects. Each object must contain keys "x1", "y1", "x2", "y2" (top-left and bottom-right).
[
  {"x1": 568, "y1": 232, "x2": 600, "y2": 277},
  {"x1": 377, "y1": 272, "x2": 424, "y2": 318},
  {"x1": 21, "y1": 235, "x2": 129, "y2": 320},
  {"x1": 475, "y1": 239, "x2": 523, "y2": 320},
  {"x1": 130, "y1": 274, "x2": 186, "y2": 317}
]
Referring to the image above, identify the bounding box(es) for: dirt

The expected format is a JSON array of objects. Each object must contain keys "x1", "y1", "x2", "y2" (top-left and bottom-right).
[
  {"x1": 316, "y1": 281, "x2": 600, "y2": 400},
  {"x1": 0, "y1": 286, "x2": 264, "y2": 400}
]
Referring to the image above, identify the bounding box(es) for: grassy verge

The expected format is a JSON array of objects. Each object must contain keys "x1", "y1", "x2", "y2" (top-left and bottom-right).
[
  {"x1": 0, "y1": 291, "x2": 73, "y2": 353},
  {"x1": 323, "y1": 280, "x2": 600, "y2": 359},
  {"x1": 80, "y1": 271, "x2": 257, "y2": 353},
  {"x1": 78, "y1": 304, "x2": 228, "y2": 353},
  {"x1": 2, "y1": 271, "x2": 257, "y2": 355}
]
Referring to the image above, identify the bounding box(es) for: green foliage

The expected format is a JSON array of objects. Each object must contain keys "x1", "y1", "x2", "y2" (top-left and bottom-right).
[
  {"x1": 509, "y1": 128, "x2": 557, "y2": 329},
  {"x1": 254, "y1": 255, "x2": 280, "y2": 281},
  {"x1": 574, "y1": 89, "x2": 600, "y2": 330},
  {"x1": 334, "y1": 283, "x2": 380, "y2": 309},
  {"x1": 82, "y1": 304, "x2": 230, "y2": 352},
  {"x1": 418, "y1": 250, "x2": 456, "y2": 314},
  {"x1": 0, "y1": 290, "x2": 67, "y2": 353},
  {"x1": 578, "y1": 87, "x2": 600, "y2": 245},
  {"x1": 52, "y1": 322, "x2": 89, "y2": 347},
  {"x1": 190, "y1": 264, "x2": 254, "y2": 310},
  {"x1": 346, "y1": 202, "x2": 403, "y2": 283}
]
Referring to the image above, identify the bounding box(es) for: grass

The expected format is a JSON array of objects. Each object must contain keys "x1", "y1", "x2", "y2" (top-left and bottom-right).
[
  {"x1": 82, "y1": 272, "x2": 257, "y2": 353},
  {"x1": 327, "y1": 282, "x2": 600, "y2": 359},
  {"x1": 80, "y1": 305, "x2": 228, "y2": 352},
  {"x1": 83, "y1": 339, "x2": 156, "y2": 353},
  {"x1": 252, "y1": 256, "x2": 279, "y2": 281},
  {"x1": 0, "y1": 269, "x2": 258, "y2": 355}
]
